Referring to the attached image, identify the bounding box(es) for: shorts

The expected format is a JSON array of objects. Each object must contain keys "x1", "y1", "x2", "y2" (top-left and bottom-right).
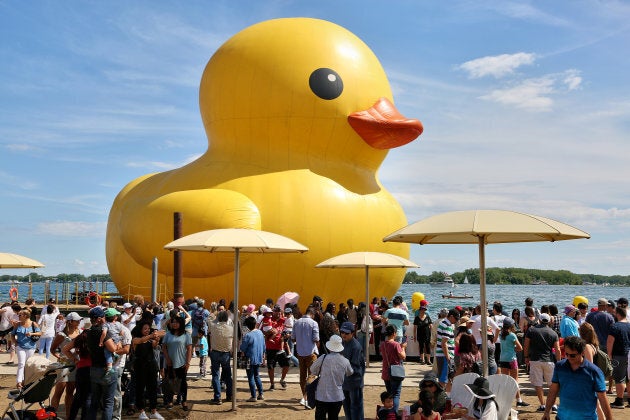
[
  {"x1": 612, "y1": 354, "x2": 627, "y2": 383},
  {"x1": 266, "y1": 349, "x2": 289, "y2": 369},
  {"x1": 0, "y1": 327, "x2": 12, "y2": 338},
  {"x1": 56, "y1": 366, "x2": 77, "y2": 383},
  {"x1": 528, "y1": 360, "x2": 554, "y2": 387},
  {"x1": 499, "y1": 360, "x2": 518, "y2": 370}
]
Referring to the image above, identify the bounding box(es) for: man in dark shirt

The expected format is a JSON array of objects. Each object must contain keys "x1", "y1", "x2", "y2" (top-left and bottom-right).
[
  {"x1": 586, "y1": 298, "x2": 615, "y2": 351},
  {"x1": 86, "y1": 306, "x2": 118, "y2": 420},
  {"x1": 607, "y1": 306, "x2": 630, "y2": 409},
  {"x1": 340, "y1": 322, "x2": 365, "y2": 420},
  {"x1": 524, "y1": 313, "x2": 561, "y2": 412}
]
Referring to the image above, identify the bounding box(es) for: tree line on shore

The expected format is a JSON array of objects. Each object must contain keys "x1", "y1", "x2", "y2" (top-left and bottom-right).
[
  {"x1": 2, "y1": 268, "x2": 629, "y2": 286},
  {"x1": 405, "y1": 267, "x2": 630, "y2": 286}
]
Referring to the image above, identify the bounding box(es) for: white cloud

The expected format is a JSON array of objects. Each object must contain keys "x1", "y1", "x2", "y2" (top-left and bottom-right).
[
  {"x1": 481, "y1": 77, "x2": 555, "y2": 111},
  {"x1": 563, "y1": 69, "x2": 582, "y2": 90},
  {"x1": 459, "y1": 53, "x2": 536, "y2": 79},
  {"x1": 37, "y1": 221, "x2": 106, "y2": 237},
  {"x1": 125, "y1": 153, "x2": 202, "y2": 171}
]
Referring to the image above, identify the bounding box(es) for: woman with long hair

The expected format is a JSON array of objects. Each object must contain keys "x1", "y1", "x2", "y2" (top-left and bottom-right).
[
  {"x1": 132, "y1": 320, "x2": 166, "y2": 419},
  {"x1": 411, "y1": 389, "x2": 441, "y2": 420},
  {"x1": 13, "y1": 308, "x2": 40, "y2": 388},
  {"x1": 50, "y1": 312, "x2": 82, "y2": 418},
  {"x1": 579, "y1": 322, "x2": 599, "y2": 362},
  {"x1": 380, "y1": 324, "x2": 406, "y2": 413},
  {"x1": 456, "y1": 333, "x2": 481, "y2": 376},
  {"x1": 162, "y1": 312, "x2": 192, "y2": 411},
  {"x1": 499, "y1": 318, "x2": 528, "y2": 407},
  {"x1": 62, "y1": 324, "x2": 92, "y2": 420},
  {"x1": 38, "y1": 304, "x2": 56, "y2": 358}
]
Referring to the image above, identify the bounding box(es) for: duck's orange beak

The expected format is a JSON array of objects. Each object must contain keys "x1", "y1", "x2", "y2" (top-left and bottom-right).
[{"x1": 348, "y1": 97, "x2": 423, "y2": 149}]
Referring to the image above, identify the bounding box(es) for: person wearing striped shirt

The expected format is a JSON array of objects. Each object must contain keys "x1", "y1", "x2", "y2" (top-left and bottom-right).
[{"x1": 435, "y1": 309, "x2": 459, "y2": 389}]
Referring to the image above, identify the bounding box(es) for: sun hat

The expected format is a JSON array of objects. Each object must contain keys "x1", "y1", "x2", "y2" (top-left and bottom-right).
[
  {"x1": 419, "y1": 372, "x2": 444, "y2": 391},
  {"x1": 325, "y1": 335, "x2": 344, "y2": 353},
  {"x1": 465, "y1": 377, "x2": 495, "y2": 400},
  {"x1": 564, "y1": 304, "x2": 576, "y2": 314},
  {"x1": 246, "y1": 304, "x2": 256, "y2": 313},
  {"x1": 458, "y1": 316, "x2": 473, "y2": 327},
  {"x1": 340, "y1": 322, "x2": 355, "y2": 334},
  {"x1": 66, "y1": 312, "x2": 82, "y2": 322},
  {"x1": 539, "y1": 313, "x2": 551, "y2": 323},
  {"x1": 104, "y1": 308, "x2": 121, "y2": 317},
  {"x1": 262, "y1": 306, "x2": 273, "y2": 314}
]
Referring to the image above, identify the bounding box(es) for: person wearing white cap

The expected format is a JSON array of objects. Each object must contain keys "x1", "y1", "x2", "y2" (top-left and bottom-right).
[
  {"x1": 523, "y1": 312, "x2": 560, "y2": 412},
  {"x1": 309, "y1": 335, "x2": 353, "y2": 416},
  {"x1": 120, "y1": 302, "x2": 138, "y2": 332}
]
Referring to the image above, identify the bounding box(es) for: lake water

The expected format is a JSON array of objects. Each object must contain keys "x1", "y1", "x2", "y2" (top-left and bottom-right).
[
  {"x1": 4, "y1": 281, "x2": 630, "y2": 316},
  {"x1": 395, "y1": 283, "x2": 630, "y2": 314}
]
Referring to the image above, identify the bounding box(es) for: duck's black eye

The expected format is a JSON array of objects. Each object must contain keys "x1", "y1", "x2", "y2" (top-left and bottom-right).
[{"x1": 309, "y1": 68, "x2": 343, "y2": 100}]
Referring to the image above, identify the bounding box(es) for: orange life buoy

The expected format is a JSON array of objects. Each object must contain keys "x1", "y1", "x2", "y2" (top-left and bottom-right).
[
  {"x1": 8, "y1": 287, "x2": 18, "y2": 301},
  {"x1": 85, "y1": 292, "x2": 102, "y2": 308}
]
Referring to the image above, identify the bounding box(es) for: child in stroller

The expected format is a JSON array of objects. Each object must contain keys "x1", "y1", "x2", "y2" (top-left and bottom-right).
[{"x1": 3, "y1": 355, "x2": 72, "y2": 420}]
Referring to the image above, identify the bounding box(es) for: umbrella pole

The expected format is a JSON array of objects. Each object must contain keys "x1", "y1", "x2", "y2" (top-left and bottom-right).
[
  {"x1": 479, "y1": 236, "x2": 488, "y2": 377},
  {"x1": 232, "y1": 248, "x2": 240, "y2": 412},
  {"x1": 365, "y1": 266, "x2": 370, "y2": 368}
]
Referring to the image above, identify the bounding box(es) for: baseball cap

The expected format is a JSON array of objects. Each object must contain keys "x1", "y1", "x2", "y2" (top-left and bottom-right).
[
  {"x1": 262, "y1": 306, "x2": 272, "y2": 314},
  {"x1": 564, "y1": 305, "x2": 576, "y2": 314},
  {"x1": 104, "y1": 308, "x2": 121, "y2": 317},
  {"x1": 420, "y1": 299, "x2": 428, "y2": 307},
  {"x1": 598, "y1": 298, "x2": 609, "y2": 306},
  {"x1": 122, "y1": 302, "x2": 133, "y2": 309},
  {"x1": 616, "y1": 297, "x2": 629, "y2": 305},
  {"x1": 503, "y1": 318, "x2": 515, "y2": 328},
  {"x1": 89, "y1": 307, "x2": 105, "y2": 319},
  {"x1": 66, "y1": 312, "x2": 82, "y2": 322},
  {"x1": 539, "y1": 313, "x2": 551, "y2": 323},
  {"x1": 284, "y1": 307, "x2": 292, "y2": 314},
  {"x1": 340, "y1": 322, "x2": 355, "y2": 333}
]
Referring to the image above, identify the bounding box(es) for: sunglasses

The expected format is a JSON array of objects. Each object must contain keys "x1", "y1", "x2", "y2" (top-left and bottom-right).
[{"x1": 565, "y1": 352, "x2": 580, "y2": 358}]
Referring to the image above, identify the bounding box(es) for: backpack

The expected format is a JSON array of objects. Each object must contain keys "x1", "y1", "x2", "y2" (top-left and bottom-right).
[
  {"x1": 591, "y1": 344, "x2": 613, "y2": 379},
  {"x1": 192, "y1": 308, "x2": 208, "y2": 335}
]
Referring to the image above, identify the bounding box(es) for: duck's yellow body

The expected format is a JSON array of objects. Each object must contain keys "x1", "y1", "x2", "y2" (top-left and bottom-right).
[{"x1": 106, "y1": 18, "x2": 423, "y2": 304}]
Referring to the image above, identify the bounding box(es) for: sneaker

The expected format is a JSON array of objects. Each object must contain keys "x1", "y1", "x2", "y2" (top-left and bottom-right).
[
  {"x1": 516, "y1": 401, "x2": 530, "y2": 407},
  {"x1": 551, "y1": 405, "x2": 558, "y2": 413},
  {"x1": 247, "y1": 396, "x2": 257, "y2": 402},
  {"x1": 149, "y1": 412, "x2": 164, "y2": 420},
  {"x1": 210, "y1": 399, "x2": 222, "y2": 405},
  {"x1": 138, "y1": 412, "x2": 149, "y2": 420},
  {"x1": 299, "y1": 398, "x2": 307, "y2": 406},
  {"x1": 611, "y1": 398, "x2": 625, "y2": 409},
  {"x1": 269, "y1": 384, "x2": 275, "y2": 391},
  {"x1": 537, "y1": 405, "x2": 545, "y2": 412},
  {"x1": 280, "y1": 380, "x2": 287, "y2": 388},
  {"x1": 257, "y1": 394, "x2": 264, "y2": 400}
]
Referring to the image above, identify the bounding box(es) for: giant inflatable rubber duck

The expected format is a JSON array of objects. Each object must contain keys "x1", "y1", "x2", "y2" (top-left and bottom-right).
[{"x1": 106, "y1": 18, "x2": 423, "y2": 304}]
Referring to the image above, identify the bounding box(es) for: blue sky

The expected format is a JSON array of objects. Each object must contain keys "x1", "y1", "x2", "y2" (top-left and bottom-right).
[{"x1": 1, "y1": 1, "x2": 629, "y2": 277}]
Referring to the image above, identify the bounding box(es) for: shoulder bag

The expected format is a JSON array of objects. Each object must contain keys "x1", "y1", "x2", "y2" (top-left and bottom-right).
[
  {"x1": 30, "y1": 323, "x2": 40, "y2": 342},
  {"x1": 384, "y1": 340, "x2": 405, "y2": 381},
  {"x1": 305, "y1": 354, "x2": 326, "y2": 408}
]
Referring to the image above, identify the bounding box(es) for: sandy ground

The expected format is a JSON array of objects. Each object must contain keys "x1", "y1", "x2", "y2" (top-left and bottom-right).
[{"x1": 0, "y1": 359, "x2": 629, "y2": 419}]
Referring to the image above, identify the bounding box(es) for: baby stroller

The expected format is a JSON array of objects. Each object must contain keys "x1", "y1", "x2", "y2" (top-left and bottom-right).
[{"x1": 3, "y1": 355, "x2": 72, "y2": 420}]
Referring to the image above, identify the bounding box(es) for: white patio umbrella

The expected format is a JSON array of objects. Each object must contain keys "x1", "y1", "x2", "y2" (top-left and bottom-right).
[
  {"x1": 165, "y1": 228, "x2": 308, "y2": 411},
  {"x1": 0, "y1": 253, "x2": 44, "y2": 268},
  {"x1": 383, "y1": 209, "x2": 590, "y2": 376},
  {"x1": 316, "y1": 251, "x2": 419, "y2": 367}
]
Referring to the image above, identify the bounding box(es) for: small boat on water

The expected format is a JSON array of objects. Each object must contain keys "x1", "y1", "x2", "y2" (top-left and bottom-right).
[
  {"x1": 442, "y1": 292, "x2": 474, "y2": 299},
  {"x1": 429, "y1": 274, "x2": 454, "y2": 287}
]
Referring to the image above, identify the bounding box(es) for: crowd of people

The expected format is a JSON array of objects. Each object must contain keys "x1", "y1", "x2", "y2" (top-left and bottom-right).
[{"x1": 0, "y1": 293, "x2": 627, "y2": 419}]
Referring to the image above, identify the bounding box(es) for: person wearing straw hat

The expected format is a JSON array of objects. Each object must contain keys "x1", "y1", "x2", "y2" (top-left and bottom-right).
[
  {"x1": 310, "y1": 335, "x2": 353, "y2": 418},
  {"x1": 463, "y1": 377, "x2": 498, "y2": 420}
]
